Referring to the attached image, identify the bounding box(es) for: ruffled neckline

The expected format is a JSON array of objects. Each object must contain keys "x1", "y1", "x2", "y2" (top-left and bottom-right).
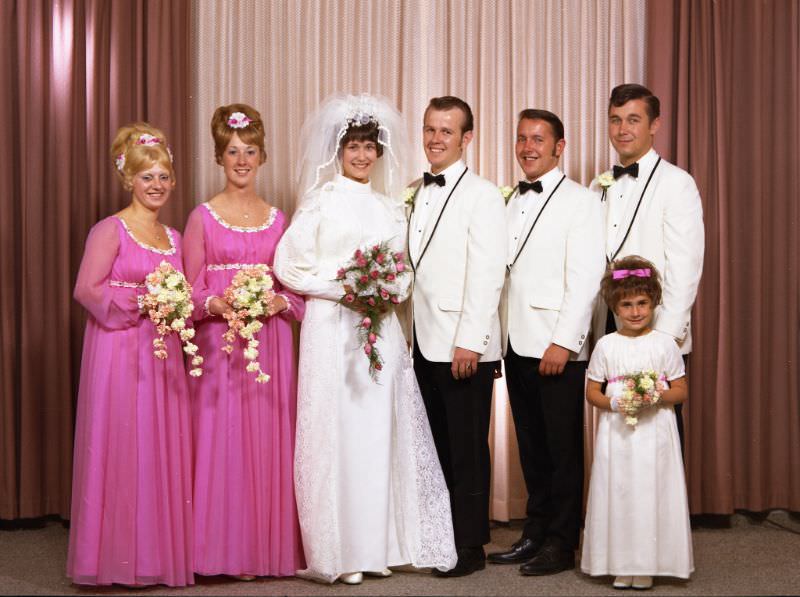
[
  {"x1": 203, "y1": 202, "x2": 278, "y2": 232},
  {"x1": 114, "y1": 216, "x2": 176, "y2": 255}
]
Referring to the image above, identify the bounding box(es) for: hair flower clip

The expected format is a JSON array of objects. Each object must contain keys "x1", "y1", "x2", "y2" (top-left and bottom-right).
[
  {"x1": 115, "y1": 153, "x2": 126, "y2": 172},
  {"x1": 227, "y1": 112, "x2": 252, "y2": 129},
  {"x1": 136, "y1": 133, "x2": 162, "y2": 146},
  {"x1": 346, "y1": 106, "x2": 378, "y2": 127}
]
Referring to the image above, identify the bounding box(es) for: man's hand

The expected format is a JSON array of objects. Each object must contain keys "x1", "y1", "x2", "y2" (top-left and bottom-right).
[
  {"x1": 538, "y1": 343, "x2": 570, "y2": 376},
  {"x1": 452, "y1": 347, "x2": 480, "y2": 380}
]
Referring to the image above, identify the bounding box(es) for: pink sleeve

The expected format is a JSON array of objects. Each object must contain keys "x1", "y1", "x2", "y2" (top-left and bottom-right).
[
  {"x1": 274, "y1": 215, "x2": 306, "y2": 322},
  {"x1": 183, "y1": 208, "x2": 215, "y2": 321},
  {"x1": 73, "y1": 218, "x2": 141, "y2": 330}
]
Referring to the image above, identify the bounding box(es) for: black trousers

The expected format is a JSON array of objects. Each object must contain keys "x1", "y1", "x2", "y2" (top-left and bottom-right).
[
  {"x1": 413, "y1": 338, "x2": 497, "y2": 549},
  {"x1": 504, "y1": 342, "x2": 586, "y2": 550}
]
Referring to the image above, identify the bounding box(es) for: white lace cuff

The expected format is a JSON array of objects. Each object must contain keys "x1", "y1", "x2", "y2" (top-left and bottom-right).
[{"x1": 277, "y1": 293, "x2": 292, "y2": 315}]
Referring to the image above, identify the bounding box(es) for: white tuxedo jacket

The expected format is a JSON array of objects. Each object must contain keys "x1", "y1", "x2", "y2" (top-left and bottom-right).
[
  {"x1": 501, "y1": 172, "x2": 605, "y2": 361},
  {"x1": 407, "y1": 167, "x2": 507, "y2": 362},
  {"x1": 591, "y1": 150, "x2": 705, "y2": 354}
]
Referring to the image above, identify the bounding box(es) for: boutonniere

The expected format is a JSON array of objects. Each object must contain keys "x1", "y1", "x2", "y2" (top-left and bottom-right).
[
  {"x1": 499, "y1": 185, "x2": 516, "y2": 204},
  {"x1": 403, "y1": 186, "x2": 419, "y2": 209},
  {"x1": 596, "y1": 171, "x2": 615, "y2": 190}
]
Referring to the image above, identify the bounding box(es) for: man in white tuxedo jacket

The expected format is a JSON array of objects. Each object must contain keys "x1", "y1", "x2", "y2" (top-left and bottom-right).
[
  {"x1": 487, "y1": 110, "x2": 604, "y2": 575},
  {"x1": 408, "y1": 96, "x2": 507, "y2": 577},
  {"x1": 591, "y1": 84, "x2": 705, "y2": 443}
]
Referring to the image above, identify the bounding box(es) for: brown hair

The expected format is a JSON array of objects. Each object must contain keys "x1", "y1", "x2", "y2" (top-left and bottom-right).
[
  {"x1": 210, "y1": 103, "x2": 266, "y2": 164},
  {"x1": 608, "y1": 84, "x2": 660, "y2": 122},
  {"x1": 601, "y1": 255, "x2": 663, "y2": 312},
  {"x1": 518, "y1": 108, "x2": 565, "y2": 141},
  {"x1": 424, "y1": 95, "x2": 474, "y2": 134},
  {"x1": 339, "y1": 120, "x2": 384, "y2": 157},
  {"x1": 110, "y1": 122, "x2": 174, "y2": 191}
]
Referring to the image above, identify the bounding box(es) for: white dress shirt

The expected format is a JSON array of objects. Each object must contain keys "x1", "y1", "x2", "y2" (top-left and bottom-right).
[
  {"x1": 606, "y1": 148, "x2": 659, "y2": 255},
  {"x1": 506, "y1": 167, "x2": 564, "y2": 263},
  {"x1": 409, "y1": 160, "x2": 468, "y2": 261}
]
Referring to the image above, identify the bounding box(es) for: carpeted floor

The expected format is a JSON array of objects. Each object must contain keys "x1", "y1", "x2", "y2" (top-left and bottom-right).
[{"x1": 1, "y1": 512, "x2": 799, "y2": 596}]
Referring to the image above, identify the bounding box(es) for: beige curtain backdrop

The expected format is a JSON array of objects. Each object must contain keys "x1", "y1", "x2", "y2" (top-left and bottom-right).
[{"x1": 192, "y1": 0, "x2": 646, "y2": 521}]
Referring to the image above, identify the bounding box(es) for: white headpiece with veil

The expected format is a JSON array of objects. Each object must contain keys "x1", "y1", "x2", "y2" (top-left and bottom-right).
[{"x1": 295, "y1": 93, "x2": 410, "y2": 208}]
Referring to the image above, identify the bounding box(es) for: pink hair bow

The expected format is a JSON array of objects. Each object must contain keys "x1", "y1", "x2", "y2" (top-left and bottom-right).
[{"x1": 612, "y1": 268, "x2": 651, "y2": 280}]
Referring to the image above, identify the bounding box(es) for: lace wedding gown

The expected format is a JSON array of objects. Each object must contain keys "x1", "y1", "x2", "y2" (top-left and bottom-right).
[{"x1": 273, "y1": 174, "x2": 457, "y2": 582}]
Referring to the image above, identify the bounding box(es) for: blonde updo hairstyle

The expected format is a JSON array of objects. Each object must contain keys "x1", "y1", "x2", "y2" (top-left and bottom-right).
[
  {"x1": 110, "y1": 122, "x2": 174, "y2": 191},
  {"x1": 210, "y1": 103, "x2": 267, "y2": 165}
]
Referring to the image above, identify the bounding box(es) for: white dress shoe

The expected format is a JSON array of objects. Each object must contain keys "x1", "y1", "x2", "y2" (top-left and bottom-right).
[
  {"x1": 613, "y1": 575, "x2": 633, "y2": 589},
  {"x1": 340, "y1": 572, "x2": 363, "y2": 585},
  {"x1": 364, "y1": 568, "x2": 392, "y2": 577},
  {"x1": 632, "y1": 575, "x2": 653, "y2": 590}
]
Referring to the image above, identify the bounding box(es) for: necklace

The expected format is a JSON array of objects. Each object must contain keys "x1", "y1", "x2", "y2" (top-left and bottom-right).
[{"x1": 126, "y1": 215, "x2": 163, "y2": 240}]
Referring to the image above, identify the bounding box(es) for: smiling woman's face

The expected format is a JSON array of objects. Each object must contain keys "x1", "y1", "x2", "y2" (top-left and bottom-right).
[
  {"x1": 131, "y1": 163, "x2": 174, "y2": 210},
  {"x1": 221, "y1": 132, "x2": 261, "y2": 188}
]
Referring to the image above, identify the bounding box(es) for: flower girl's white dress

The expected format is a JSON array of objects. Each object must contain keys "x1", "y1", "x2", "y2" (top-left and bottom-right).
[{"x1": 581, "y1": 330, "x2": 694, "y2": 579}]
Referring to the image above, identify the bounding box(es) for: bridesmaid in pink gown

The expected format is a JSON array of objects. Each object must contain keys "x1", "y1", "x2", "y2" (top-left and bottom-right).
[
  {"x1": 183, "y1": 103, "x2": 305, "y2": 579},
  {"x1": 67, "y1": 123, "x2": 194, "y2": 587}
]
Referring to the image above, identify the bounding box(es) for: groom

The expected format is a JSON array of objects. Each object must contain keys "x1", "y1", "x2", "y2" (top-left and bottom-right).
[{"x1": 408, "y1": 96, "x2": 507, "y2": 577}]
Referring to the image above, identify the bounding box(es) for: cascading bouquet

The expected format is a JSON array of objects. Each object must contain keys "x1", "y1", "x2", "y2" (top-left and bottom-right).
[
  {"x1": 611, "y1": 370, "x2": 665, "y2": 426},
  {"x1": 140, "y1": 260, "x2": 203, "y2": 377},
  {"x1": 336, "y1": 242, "x2": 409, "y2": 381},
  {"x1": 221, "y1": 265, "x2": 275, "y2": 384}
]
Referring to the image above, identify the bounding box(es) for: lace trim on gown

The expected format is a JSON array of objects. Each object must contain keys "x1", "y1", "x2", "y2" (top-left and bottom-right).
[
  {"x1": 114, "y1": 216, "x2": 176, "y2": 255},
  {"x1": 203, "y1": 202, "x2": 277, "y2": 232}
]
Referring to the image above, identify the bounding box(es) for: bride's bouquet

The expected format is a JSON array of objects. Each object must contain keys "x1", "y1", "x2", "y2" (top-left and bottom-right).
[
  {"x1": 140, "y1": 260, "x2": 203, "y2": 377},
  {"x1": 221, "y1": 265, "x2": 275, "y2": 384},
  {"x1": 612, "y1": 370, "x2": 665, "y2": 426},
  {"x1": 336, "y1": 242, "x2": 409, "y2": 381}
]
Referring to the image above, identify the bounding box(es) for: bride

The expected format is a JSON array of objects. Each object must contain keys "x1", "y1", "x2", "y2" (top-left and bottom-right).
[{"x1": 273, "y1": 94, "x2": 457, "y2": 584}]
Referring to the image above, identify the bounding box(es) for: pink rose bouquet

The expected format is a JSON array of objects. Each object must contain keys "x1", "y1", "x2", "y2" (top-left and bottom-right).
[{"x1": 336, "y1": 242, "x2": 409, "y2": 381}]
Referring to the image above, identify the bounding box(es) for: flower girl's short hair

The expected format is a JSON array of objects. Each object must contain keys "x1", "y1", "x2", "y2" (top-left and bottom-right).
[
  {"x1": 210, "y1": 103, "x2": 266, "y2": 165},
  {"x1": 110, "y1": 122, "x2": 173, "y2": 190},
  {"x1": 601, "y1": 255, "x2": 663, "y2": 311}
]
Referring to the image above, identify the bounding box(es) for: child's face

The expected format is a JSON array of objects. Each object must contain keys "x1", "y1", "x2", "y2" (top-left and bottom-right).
[{"x1": 614, "y1": 293, "x2": 654, "y2": 336}]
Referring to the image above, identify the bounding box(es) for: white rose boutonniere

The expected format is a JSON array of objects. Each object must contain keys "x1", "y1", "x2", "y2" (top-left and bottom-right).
[
  {"x1": 403, "y1": 186, "x2": 419, "y2": 209},
  {"x1": 596, "y1": 171, "x2": 615, "y2": 190},
  {"x1": 499, "y1": 185, "x2": 515, "y2": 204}
]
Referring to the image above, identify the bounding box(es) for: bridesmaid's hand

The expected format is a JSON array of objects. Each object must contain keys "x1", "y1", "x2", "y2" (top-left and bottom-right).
[
  {"x1": 265, "y1": 294, "x2": 288, "y2": 318},
  {"x1": 208, "y1": 296, "x2": 233, "y2": 317}
]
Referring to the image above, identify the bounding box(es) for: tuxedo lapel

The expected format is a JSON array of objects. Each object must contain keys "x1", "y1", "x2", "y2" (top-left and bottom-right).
[
  {"x1": 607, "y1": 157, "x2": 663, "y2": 261},
  {"x1": 411, "y1": 166, "x2": 468, "y2": 270}
]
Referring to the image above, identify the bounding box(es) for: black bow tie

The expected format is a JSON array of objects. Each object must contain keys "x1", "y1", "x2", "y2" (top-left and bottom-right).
[
  {"x1": 613, "y1": 162, "x2": 639, "y2": 179},
  {"x1": 423, "y1": 172, "x2": 446, "y2": 187},
  {"x1": 519, "y1": 180, "x2": 543, "y2": 195}
]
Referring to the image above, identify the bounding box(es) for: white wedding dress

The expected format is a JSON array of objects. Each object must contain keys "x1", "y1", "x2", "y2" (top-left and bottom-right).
[{"x1": 273, "y1": 174, "x2": 457, "y2": 583}]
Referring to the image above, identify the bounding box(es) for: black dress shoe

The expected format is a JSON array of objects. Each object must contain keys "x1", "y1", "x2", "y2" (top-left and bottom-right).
[
  {"x1": 433, "y1": 547, "x2": 486, "y2": 578},
  {"x1": 519, "y1": 543, "x2": 575, "y2": 576},
  {"x1": 487, "y1": 537, "x2": 543, "y2": 564}
]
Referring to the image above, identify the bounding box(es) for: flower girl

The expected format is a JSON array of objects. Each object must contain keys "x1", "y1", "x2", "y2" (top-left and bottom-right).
[{"x1": 581, "y1": 256, "x2": 693, "y2": 590}]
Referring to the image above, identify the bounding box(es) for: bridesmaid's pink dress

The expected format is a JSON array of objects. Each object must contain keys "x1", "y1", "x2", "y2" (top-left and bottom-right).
[
  {"x1": 67, "y1": 216, "x2": 194, "y2": 587},
  {"x1": 183, "y1": 203, "x2": 305, "y2": 577}
]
